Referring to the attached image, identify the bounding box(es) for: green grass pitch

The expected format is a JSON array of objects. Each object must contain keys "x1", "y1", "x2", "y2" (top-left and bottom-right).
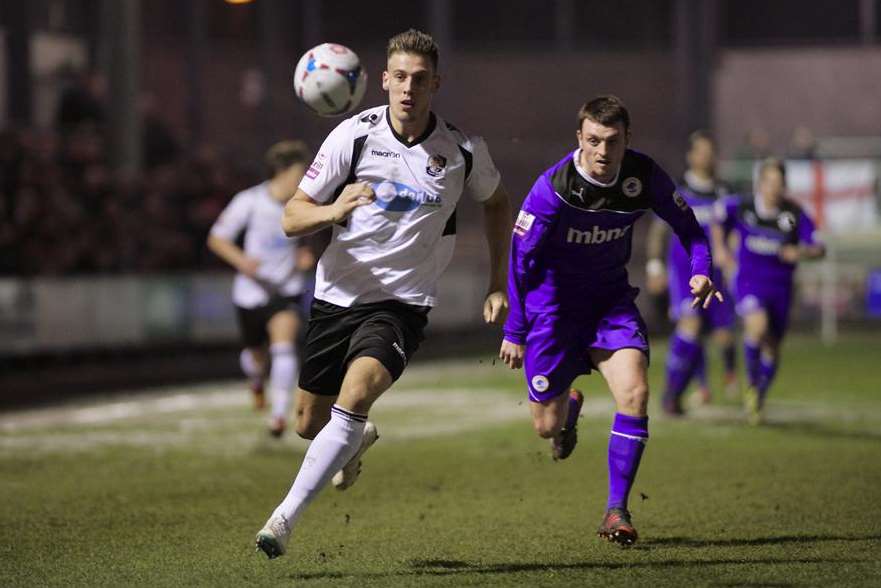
[{"x1": 1, "y1": 332, "x2": 880, "y2": 586}]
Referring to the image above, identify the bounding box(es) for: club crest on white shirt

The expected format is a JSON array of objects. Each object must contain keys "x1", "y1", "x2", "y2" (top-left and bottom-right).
[
  {"x1": 426, "y1": 154, "x2": 447, "y2": 177},
  {"x1": 514, "y1": 210, "x2": 535, "y2": 237},
  {"x1": 622, "y1": 177, "x2": 643, "y2": 197}
]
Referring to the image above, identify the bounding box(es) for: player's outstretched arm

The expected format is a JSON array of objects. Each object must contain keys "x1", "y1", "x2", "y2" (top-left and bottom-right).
[
  {"x1": 503, "y1": 176, "x2": 559, "y2": 346},
  {"x1": 282, "y1": 184, "x2": 375, "y2": 237},
  {"x1": 481, "y1": 184, "x2": 513, "y2": 324},
  {"x1": 778, "y1": 242, "x2": 826, "y2": 263},
  {"x1": 648, "y1": 164, "x2": 720, "y2": 307},
  {"x1": 207, "y1": 234, "x2": 260, "y2": 278},
  {"x1": 689, "y1": 274, "x2": 723, "y2": 310}
]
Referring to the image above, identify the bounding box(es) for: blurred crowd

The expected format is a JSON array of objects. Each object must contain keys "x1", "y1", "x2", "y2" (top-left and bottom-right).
[
  {"x1": 2, "y1": 72, "x2": 824, "y2": 279},
  {"x1": 0, "y1": 74, "x2": 258, "y2": 277}
]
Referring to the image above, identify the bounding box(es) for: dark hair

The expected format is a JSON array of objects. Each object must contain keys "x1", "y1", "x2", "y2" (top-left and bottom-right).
[
  {"x1": 264, "y1": 140, "x2": 312, "y2": 178},
  {"x1": 687, "y1": 129, "x2": 714, "y2": 151},
  {"x1": 387, "y1": 29, "x2": 439, "y2": 71},
  {"x1": 758, "y1": 157, "x2": 786, "y2": 183},
  {"x1": 577, "y1": 95, "x2": 630, "y2": 132}
]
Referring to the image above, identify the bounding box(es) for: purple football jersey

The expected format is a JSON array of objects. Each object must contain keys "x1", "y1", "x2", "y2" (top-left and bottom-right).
[
  {"x1": 720, "y1": 194, "x2": 820, "y2": 294},
  {"x1": 720, "y1": 193, "x2": 820, "y2": 337},
  {"x1": 504, "y1": 149, "x2": 712, "y2": 346}
]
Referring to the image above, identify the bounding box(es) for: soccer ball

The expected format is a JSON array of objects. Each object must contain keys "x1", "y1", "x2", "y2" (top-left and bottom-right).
[{"x1": 293, "y1": 43, "x2": 367, "y2": 117}]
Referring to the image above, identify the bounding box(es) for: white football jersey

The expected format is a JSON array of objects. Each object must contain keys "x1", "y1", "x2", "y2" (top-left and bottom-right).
[
  {"x1": 210, "y1": 182, "x2": 305, "y2": 308},
  {"x1": 300, "y1": 105, "x2": 501, "y2": 307}
]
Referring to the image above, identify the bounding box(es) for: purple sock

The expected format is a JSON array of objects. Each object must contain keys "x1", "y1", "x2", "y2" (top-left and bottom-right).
[
  {"x1": 744, "y1": 341, "x2": 761, "y2": 388},
  {"x1": 664, "y1": 332, "x2": 701, "y2": 401},
  {"x1": 564, "y1": 391, "x2": 581, "y2": 431},
  {"x1": 607, "y1": 413, "x2": 649, "y2": 511},
  {"x1": 694, "y1": 344, "x2": 707, "y2": 387},
  {"x1": 722, "y1": 343, "x2": 737, "y2": 377},
  {"x1": 757, "y1": 356, "x2": 778, "y2": 400}
]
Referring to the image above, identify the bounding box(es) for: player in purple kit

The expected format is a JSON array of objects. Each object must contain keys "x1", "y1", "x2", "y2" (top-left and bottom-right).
[
  {"x1": 646, "y1": 131, "x2": 738, "y2": 414},
  {"x1": 499, "y1": 96, "x2": 722, "y2": 547},
  {"x1": 717, "y1": 158, "x2": 825, "y2": 425}
]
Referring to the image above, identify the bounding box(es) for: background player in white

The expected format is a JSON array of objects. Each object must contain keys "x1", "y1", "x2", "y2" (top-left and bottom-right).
[
  {"x1": 255, "y1": 30, "x2": 512, "y2": 559},
  {"x1": 208, "y1": 140, "x2": 315, "y2": 437}
]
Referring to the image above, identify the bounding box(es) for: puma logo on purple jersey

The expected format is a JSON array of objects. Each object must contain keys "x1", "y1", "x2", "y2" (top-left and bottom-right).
[{"x1": 566, "y1": 225, "x2": 631, "y2": 245}]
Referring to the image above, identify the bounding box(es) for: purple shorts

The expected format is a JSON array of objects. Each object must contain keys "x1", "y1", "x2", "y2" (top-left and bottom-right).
[
  {"x1": 668, "y1": 260, "x2": 735, "y2": 329},
  {"x1": 735, "y1": 284, "x2": 793, "y2": 339},
  {"x1": 524, "y1": 287, "x2": 649, "y2": 403}
]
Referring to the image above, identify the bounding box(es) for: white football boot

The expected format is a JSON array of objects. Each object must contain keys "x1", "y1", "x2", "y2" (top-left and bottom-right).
[
  {"x1": 255, "y1": 514, "x2": 291, "y2": 559},
  {"x1": 332, "y1": 421, "x2": 379, "y2": 490}
]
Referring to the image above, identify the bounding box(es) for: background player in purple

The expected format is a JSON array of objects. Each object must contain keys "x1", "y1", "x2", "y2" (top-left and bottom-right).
[
  {"x1": 717, "y1": 158, "x2": 825, "y2": 425},
  {"x1": 499, "y1": 96, "x2": 722, "y2": 547},
  {"x1": 646, "y1": 131, "x2": 738, "y2": 414}
]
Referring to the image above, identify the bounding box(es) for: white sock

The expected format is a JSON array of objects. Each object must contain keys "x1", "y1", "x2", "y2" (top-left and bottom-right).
[
  {"x1": 239, "y1": 349, "x2": 264, "y2": 385},
  {"x1": 272, "y1": 405, "x2": 366, "y2": 526},
  {"x1": 269, "y1": 342, "x2": 297, "y2": 419}
]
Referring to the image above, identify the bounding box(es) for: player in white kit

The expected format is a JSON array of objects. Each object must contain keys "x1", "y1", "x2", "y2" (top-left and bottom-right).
[
  {"x1": 208, "y1": 141, "x2": 315, "y2": 437},
  {"x1": 255, "y1": 30, "x2": 512, "y2": 559}
]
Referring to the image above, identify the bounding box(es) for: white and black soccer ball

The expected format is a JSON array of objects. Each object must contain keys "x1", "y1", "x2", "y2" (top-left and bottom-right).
[{"x1": 293, "y1": 43, "x2": 367, "y2": 117}]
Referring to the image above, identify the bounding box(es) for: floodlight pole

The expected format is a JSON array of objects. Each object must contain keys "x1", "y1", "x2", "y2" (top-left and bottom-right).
[
  {"x1": 554, "y1": 0, "x2": 576, "y2": 52},
  {"x1": 4, "y1": 1, "x2": 32, "y2": 125},
  {"x1": 860, "y1": 0, "x2": 877, "y2": 45},
  {"x1": 302, "y1": 0, "x2": 322, "y2": 50},
  {"x1": 673, "y1": 0, "x2": 717, "y2": 158},
  {"x1": 101, "y1": 0, "x2": 142, "y2": 176},
  {"x1": 186, "y1": 0, "x2": 206, "y2": 150}
]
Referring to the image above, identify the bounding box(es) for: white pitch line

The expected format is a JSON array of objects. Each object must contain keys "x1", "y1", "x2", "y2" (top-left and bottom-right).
[{"x1": 2, "y1": 374, "x2": 879, "y2": 456}]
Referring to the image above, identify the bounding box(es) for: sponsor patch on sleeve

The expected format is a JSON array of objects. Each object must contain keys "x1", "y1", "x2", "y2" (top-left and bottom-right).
[
  {"x1": 305, "y1": 153, "x2": 326, "y2": 179},
  {"x1": 513, "y1": 210, "x2": 535, "y2": 237}
]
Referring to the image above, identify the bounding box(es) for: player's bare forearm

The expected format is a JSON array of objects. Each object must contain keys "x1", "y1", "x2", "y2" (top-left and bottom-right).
[
  {"x1": 645, "y1": 217, "x2": 669, "y2": 263},
  {"x1": 296, "y1": 244, "x2": 317, "y2": 271},
  {"x1": 283, "y1": 184, "x2": 375, "y2": 237},
  {"x1": 710, "y1": 224, "x2": 733, "y2": 270},
  {"x1": 482, "y1": 184, "x2": 513, "y2": 294},
  {"x1": 802, "y1": 243, "x2": 826, "y2": 260},
  {"x1": 282, "y1": 192, "x2": 340, "y2": 237},
  {"x1": 207, "y1": 234, "x2": 253, "y2": 275}
]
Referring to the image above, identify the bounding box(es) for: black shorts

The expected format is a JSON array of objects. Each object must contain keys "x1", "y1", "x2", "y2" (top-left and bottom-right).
[
  {"x1": 235, "y1": 295, "x2": 304, "y2": 348},
  {"x1": 299, "y1": 298, "x2": 430, "y2": 396}
]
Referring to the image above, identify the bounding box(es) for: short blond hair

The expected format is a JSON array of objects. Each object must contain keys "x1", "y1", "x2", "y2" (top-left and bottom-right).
[
  {"x1": 264, "y1": 140, "x2": 311, "y2": 178},
  {"x1": 387, "y1": 28, "x2": 439, "y2": 71}
]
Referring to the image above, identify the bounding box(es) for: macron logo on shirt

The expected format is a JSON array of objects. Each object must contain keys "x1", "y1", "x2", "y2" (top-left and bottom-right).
[
  {"x1": 566, "y1": 225, "x2": 631, "y2": 245},
  {"x1": 371, "y1": 149, "x2": 400, "y2": 159}
]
